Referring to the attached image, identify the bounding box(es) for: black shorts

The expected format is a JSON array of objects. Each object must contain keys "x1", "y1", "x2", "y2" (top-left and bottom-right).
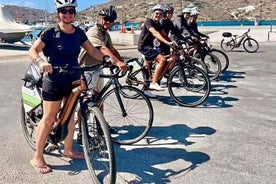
[
  {"x1": 138, "y1": 46, "x2": 160, "y2": 61},
  {"x1": 42, "y1": 73, "x2": 80, "y2": 101}
]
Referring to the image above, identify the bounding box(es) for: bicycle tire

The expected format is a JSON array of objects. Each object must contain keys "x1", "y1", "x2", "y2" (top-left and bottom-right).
[
  {"x1": 210, "y1": 48, "x2": 230, "y2": 73},
  {"x1": 243, "y1": 38, "x2": 259, "y2": 53},
  {"x1": 195, "y1": 52, "x2": 222, "y2": 80},
  {"x1": 81, "y1": 105, "x2": 116, "y2": 184},
  {"x1": 189, "y1": 56, "x2": 208, "y2": 73},
  {"x1": 21, "y1": 98, "x2": 37, "y2": 150},
  {"x1": 167, "y1": 65, "x2": 211, "y2": 107},
  {"x1": 99, "y1": 85, "x2": 154, "y2": 145},
  {"x1": 221, "y1": 39, "x2": 235, "y2": 52}
]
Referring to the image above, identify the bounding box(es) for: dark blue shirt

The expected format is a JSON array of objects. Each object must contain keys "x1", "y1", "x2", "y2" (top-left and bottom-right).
[{"x1": 40, "y1": 24, "x2": 87, "y2": 67}]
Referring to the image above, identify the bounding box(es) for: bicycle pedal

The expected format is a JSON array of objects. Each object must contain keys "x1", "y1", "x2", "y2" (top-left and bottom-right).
[{"x1": 45, "y1": 144, "x2": 59, "y2": 152}]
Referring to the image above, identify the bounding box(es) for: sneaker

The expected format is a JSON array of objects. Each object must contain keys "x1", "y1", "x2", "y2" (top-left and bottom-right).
[
  {"x1": 149, "y1": 83, "x2": 165, "y2": 91},
  {"x1": 143, "y1": 90, "x2": 158, "y2": 98}
]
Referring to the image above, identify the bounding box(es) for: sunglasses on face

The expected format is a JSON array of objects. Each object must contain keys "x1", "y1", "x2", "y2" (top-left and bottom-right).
[
  {"x1": 166, "y1": 11, "x2": 173, "y2": 14},
  {"x1": 103, "y1": 16, "x2": 114, "y2": 23},
  {"x1": 59, "y1": 8, "x2": 76, "y2": 14},
  {"x1": 154, "y1": 12, "x2": 163, "y2": 16}
]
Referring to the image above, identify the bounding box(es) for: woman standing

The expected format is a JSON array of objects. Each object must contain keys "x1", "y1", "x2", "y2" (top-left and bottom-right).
[{"x1": 28, "y1": 0, "x2": 114, "y2": 174}]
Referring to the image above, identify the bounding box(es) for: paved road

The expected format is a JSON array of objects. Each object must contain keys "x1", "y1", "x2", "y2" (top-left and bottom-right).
[{"x1": 0, "y1": 43, "x2": 275, "y2": 183}]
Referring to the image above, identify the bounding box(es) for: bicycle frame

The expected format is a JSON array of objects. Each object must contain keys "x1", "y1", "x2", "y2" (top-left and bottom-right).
[
  {"x1": 231, "y1": 28, "x2": 251, "y2": 48},
  {"x1": 91, "y1": 67, "x2": 128, "y2": 116}
]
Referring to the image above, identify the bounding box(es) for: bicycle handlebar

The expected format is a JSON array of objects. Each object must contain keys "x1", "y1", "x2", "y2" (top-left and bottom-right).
[{"x1": 52, "y1": 61, "x2": 123, "y2": 79}]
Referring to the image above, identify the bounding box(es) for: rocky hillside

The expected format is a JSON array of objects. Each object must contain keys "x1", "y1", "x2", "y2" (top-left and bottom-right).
[
  {"x1": 3, "y1": 0, "x2": 276, "y2": 24},
  {"x1": 81, "y1": 0, "x2": 275, "y2": 23}
]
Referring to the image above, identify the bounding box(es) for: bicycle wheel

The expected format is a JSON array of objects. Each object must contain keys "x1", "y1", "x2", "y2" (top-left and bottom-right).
[
  {"x1": 243, "y1": 38, "x2": 259, "y2": 53},
  {"x1": 189, "y1": 56, "x2": 208, "y2": 74},
  {"x1": 99, "y1": 85, "x2": 154, "y2": 145},
  {"x1": 123, "y1": 56, "x2": 147, "y2": 91},
  {"x1": 168, "y1": 65, "x2": 211, "y2": 107},
  {"x1": 210, "y1": 48, "x2": 230, "y2": 73},
  {"x1": 81, "y1": 105, "x2": 116, "y2": 184},
  {"x1": 21, "y1": 98, "x2": 40, "y2": 151},
  {"x1": 221, "y1": 39, "x2": 235, "y2": 52},
  {"x1": 195, "y1": 52, "x2": 222, "y2": 80}
]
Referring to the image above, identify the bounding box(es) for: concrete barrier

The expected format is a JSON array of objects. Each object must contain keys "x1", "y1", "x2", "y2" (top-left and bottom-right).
[{"x1": 109, "y1": 31, "x2": 140, "y2": 46}]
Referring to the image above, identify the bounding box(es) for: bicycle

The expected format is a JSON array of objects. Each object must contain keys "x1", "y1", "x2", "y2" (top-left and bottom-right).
[
  {"x1": 189, "y1": 40, "x2": 222, "y2": 80},
  {"x1": 21, "y1": 62, "x2": 116, "y2": 183},
  {"x1": 83, "y1": 62, "x2": 154, "y2": 145},
  {"x1": 221, "y1": 28, "x2": 259, "y2": 53},
  {"x1": 124, "y1": 40, "x2": 211, "y2": 107},
  {"x1": 192, "y1": 37, "x2": 230, "y2": 74}
]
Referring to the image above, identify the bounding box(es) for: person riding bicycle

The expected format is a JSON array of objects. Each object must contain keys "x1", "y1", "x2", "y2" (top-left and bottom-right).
[
  {"x1": 77, "y1": 6, "x2": 127, "y2": 143},
  {"x1": 160, "y1": 5, "x2": 183, "y2": 55},
  {"x1": 160, "y1": 5, "x2": 185, "y2": 73},
  {"x1": 28, "y1": 0, "x2": 114, "y2": 174},
  {"x1": 173, "y1": 7, "x2": 198, "y2": 42},
  {"x1": 188, "y1": 11, "x2": 209, "y2": 39},
  {"x1": 137, "y1": 4, "x2": 176, "y2": 95}
]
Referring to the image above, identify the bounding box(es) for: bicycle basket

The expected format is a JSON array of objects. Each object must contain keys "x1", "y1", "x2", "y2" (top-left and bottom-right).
[
  {"x1": 23, "y1": 62, "x2": 42, "y2": 85},
  {"x1": 222, "y1": 32, "x2": 232, "y2": 37}
]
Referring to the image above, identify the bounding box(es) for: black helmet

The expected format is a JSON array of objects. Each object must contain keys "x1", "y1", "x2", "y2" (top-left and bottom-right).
[
  {"x1": 99, "y1": 6, "x2": 117, "y2": 22},
  {"x1": 165, "y1": 5, "x2": 174, "y2": 13}
]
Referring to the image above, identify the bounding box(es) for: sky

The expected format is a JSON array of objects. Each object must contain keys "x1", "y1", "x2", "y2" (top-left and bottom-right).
[{"x1": 0, "y1": 0, "x2": 108, "y2": 12}]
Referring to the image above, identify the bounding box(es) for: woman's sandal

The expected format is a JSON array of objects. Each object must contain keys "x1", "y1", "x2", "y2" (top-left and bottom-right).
[
  {"x1": 30, "y1": 159, "x2": 52, "y2": 174},
  {"x1": 62, "y1": 151, "x2": 84, "y2": 160}
]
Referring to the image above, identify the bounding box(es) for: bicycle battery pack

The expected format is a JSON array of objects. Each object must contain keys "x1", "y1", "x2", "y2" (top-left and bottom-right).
[
  {"x1": 222, "y1": 32, "x2": 232, "y2": 37},
  {"x1": 22, "y1": 63, "x2": 42, "y2": 113}
]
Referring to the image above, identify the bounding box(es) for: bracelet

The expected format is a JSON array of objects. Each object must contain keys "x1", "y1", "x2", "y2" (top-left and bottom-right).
[{"x1": 33, "y1": 56, "x2": 45, "y2": 65}]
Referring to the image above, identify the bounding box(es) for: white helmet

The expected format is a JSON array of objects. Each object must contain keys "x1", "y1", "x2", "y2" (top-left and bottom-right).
[
  {"x1": 152, "y1": 4, "x2": 164, "y2": 12},
  {"x1": 190, "y1": 11, "x2": 200, "y2": 16},
  {"x1": 182, "y1": 8, "x2": 191, "y2": 14},
  {"x1": 55, "y1": 0, "x2": 77, "y2": 10}
]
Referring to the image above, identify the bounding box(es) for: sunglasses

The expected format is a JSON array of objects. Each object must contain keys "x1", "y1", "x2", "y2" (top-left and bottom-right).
[
  {"x1": 103, "y1": 16, "x2": 114, "y2": 23},
  {"x1": 166, "y1": 11, "x2": 173, "y2": 14},
  {"x1": 154, "y1": 12, "x2": 163, "y2": 16},
  {"x1": 59, "y1": 8, "x2": 76, "y2": 14}
]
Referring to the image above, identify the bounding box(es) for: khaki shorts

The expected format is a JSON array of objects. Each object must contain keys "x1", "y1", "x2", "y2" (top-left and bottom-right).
[{"x1": 84, "y1": 70, "x2": 104, "y2": 92}]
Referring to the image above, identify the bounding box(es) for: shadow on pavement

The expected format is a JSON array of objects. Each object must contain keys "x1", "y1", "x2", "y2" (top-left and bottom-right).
[
  {"x1": 157, "y1": 70, "x2": 245, "y2": 108},
  {"x1": 218, "y1": 70, "x2": 246, "y2": 82},
  {"x1": 115, "y1": 124, "x2": 215, "y2": 183},
  {"x1": 44, "y1": 143, "x2": 87, "y2": 176}
]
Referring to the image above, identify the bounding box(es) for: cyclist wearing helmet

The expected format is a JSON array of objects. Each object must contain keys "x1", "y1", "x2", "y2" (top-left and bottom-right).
[
  {"x1": 188, "y1": 11, "x2": 209, "y2": 39},
  {"x1": 29, "y1": 0, "x2": 115, "y2": 174},
  {"x1": 159, "y1": 5, "x2": 184, "y2": 74},
  {"x1": 77, "y1": 6, "x2": 127, "y2": 142},
  {"x1": 173, "y1": 7, "x2": 198, "y2": 42},
  {"x1": 79, "y1": 5, "x2": 127, "y2": 91},
  {"x1": 138, "y1": 4, "x2": 176, "y2": 93},
  {"x1": 160, "y1": 5, "x2": 184, "y2": 55}
]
